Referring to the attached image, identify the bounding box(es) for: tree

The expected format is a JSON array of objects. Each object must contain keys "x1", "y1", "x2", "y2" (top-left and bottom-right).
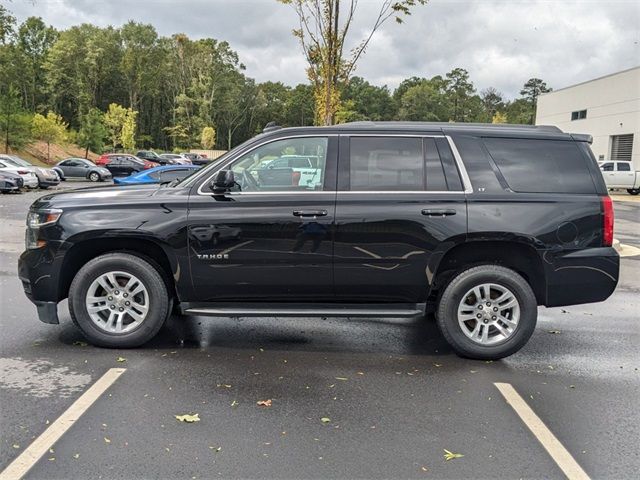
[
  {"x1": 78, "y1": 108, "x2": 107, "y2": 157},
  {"x1": 397, "y1": 77, "x2": 448, "y2": 121},
  {"x1": 32, "y1": 111, "x2": 67, "y2": 160},
  {"x1": 492, "y1": 111, "x2": 507, "y2": 124},
  {"x1": 0, "y1": 87, "x2": 32, "y2": 153},
  {"x1": 520, "y1": 78, "x2": 551, "y2": 124},
  {"x1": 278, "y1": 0, "x2": 427, "y2": 125},
  {"x1": 103, "y1": 103, "x2": 129, "y2": 150},
  {"x1": 121, "y1": 108, "x2": 137, "y2": 151},
  {"x1": 201, "y1": 126, "x2": 216, "y2": 149},
  {"x1": 480, "y1": 87, "x2": 504, "y2": 122},
  {"x1": 445, "y1": 68, "x2": 475, "y2": 121},
  {"x1": 341, "y1": 76, "x2": 395, "y2": 121},
  {"x1": 504, "y1": 98, "x2": 532, "y2": 125}
]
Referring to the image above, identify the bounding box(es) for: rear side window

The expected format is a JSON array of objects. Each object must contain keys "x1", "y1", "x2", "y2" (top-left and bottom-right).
[
  {"x1": 618, "y1": 163, "x2": 630, "y2": 171},
  {"x1": 350, "y1": 137, "x2": 423, "y2": 191},
  {"x1": 483, "y1": 138, "x2": 596, "y2": 194}
]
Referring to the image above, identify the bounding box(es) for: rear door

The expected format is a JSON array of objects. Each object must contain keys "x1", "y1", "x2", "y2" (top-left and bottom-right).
[
  {"x1": 333, "y1": 134, "x2": 468, "y2": 303},
  {"x1": 615, "y1": 162, "x2": 635, "y2": 187}
]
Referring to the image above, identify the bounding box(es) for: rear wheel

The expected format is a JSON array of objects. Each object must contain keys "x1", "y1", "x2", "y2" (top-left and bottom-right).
[
  {"x1": 627, "y1": 188, "x2": 639, "y2": 195},
  {"x1": 89, "y1": 172, "x2": 100, "y2": 182},
  {"x1": 69, "y1": 253, "x2": 170, "y2": 348},
  {"x1": 436, "y1": 265, "x2": 537, "y2": 360}
]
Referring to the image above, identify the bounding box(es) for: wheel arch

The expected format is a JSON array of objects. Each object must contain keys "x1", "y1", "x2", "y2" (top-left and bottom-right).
[
  {"x1": 58, "y1": 235, "x2": 181, "y2": 302},
  {"x1": 430, "y1": 240, "x2": 546, "y2": 305}
]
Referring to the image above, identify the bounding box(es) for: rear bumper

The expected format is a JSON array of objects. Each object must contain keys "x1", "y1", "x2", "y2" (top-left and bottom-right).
[{"x1": 544, "y1": 247, "x2": 619, "y2": 307}]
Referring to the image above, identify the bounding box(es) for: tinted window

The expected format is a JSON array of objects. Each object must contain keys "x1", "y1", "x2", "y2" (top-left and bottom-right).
[
  {"x1": 350, "y1": 137, "x2": 423, "y2": 191},
  {"x1": 424, "y1": 138, "x2": 447, "y2": 191},
  {"x1": 434, "y1": 138, "x2": 463, "y2": 191},
  {"x1": 617, "y1": 162, "x2": 631, "y2": 171},
  {"x1": 230, "y1": 137, "x2": 328, "y2": 192},
  {"x1": 483, "y1": 138, "x2": 596, "y2": 194},
  {"x1": 601, "y1": 162, "x2": 614, "y2": 171}
]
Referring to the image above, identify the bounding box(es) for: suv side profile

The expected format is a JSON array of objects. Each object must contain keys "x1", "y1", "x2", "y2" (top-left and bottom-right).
[{"x1": 18, "y1": 122, "x2": 619, "y2": 359}]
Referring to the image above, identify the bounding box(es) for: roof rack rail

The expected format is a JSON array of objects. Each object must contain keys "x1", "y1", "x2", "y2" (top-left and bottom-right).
[{"x1": 263, "y1": 121, "x2": 282, "y2": 133}]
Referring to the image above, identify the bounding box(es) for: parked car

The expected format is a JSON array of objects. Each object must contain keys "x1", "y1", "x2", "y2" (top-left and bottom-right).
[
  {"x1": 599, "y1": 160, "x2": 640, "y2": 195},
  {"x1": 0, "y1": 154, "x2": 59, "y2": 188},
  {"x1": 258, "y1": 155, "x2": 323, "y2": 189},
  {"x1": 96, "y1": 154, "x2": 156, "y2": 170},
  {"x1": 114, "y1": 164, "x2": 200, "y2": 185},
  {"x1": 135, "y1": 150, "x2": 172, "y2": 165},
  {"x1": 0, "y1": 159, "x2": 39, "y2": 188},
  {"x1": 0, "y1": 171, "x2": 23, "y2": 192},
  {"x1": 181, "y1": 152, "x2": 209, "y2": 166},
  {"x1": 53, "y1": 158, "x2": 112, "y2": 182},
  {"x1": 158, "y1": 153, "x2": 191, "y2": 165},
  {"x1": 104, "y1": 156, "x2": 146, "y2": 177},
  {"x1": 18, "y1": 122, "x2": 619, "y2": 360}
]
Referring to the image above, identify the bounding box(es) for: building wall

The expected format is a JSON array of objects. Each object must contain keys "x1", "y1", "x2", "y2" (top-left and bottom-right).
[{"x1": 535, "y1": 66, "x2": 640, "y2": 170}]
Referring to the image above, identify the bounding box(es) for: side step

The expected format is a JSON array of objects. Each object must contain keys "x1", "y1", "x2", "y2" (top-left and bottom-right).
[{"x1": 181, "y1": 303, "x2": 425, "y2": 318}]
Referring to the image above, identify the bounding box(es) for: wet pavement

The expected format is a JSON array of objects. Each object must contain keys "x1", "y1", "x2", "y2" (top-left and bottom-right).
[{"x1": 0, "y1": 183, "x2": 638, "y2": 479}]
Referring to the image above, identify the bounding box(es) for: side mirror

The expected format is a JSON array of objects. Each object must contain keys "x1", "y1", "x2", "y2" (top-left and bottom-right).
[{"x1": 210, "y1": 170, "x2": 235, "y2": 193}]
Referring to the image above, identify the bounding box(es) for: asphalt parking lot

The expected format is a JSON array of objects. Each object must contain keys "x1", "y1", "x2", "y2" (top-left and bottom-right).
[{"x1": 0, "y1": 182, "x2": 638, "y2": 479}]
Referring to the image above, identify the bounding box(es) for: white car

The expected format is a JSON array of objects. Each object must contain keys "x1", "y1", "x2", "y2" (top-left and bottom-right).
[
  {"x1": 261, "y1": 155, "x2": 323, "y2": 188},
  {"x1": 599, "y1": 161, "x2": 640, "y2": 195},
  {"x1": 0, "y1": 158, "x2": 39, "y2": 188},
  {"x1": 159, "y1": 153, "x2": 192, "y2": 165}
]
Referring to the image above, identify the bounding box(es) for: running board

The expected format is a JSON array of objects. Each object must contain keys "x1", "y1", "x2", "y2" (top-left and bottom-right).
[{"x1": 182, "y1": 303, "x2": 425, "y2": 318}]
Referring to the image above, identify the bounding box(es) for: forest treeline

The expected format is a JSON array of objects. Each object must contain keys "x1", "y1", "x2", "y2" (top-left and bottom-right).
[{"x1": 0, "y1": 6, "x2": 551, "y2": 154}]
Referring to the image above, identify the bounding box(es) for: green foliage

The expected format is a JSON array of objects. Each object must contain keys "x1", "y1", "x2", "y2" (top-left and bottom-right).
[
  {"x1": 32, "y1": 111, "x2": 67, "y2": 160},
  {"x1": 78, "y1": 108, "x2": 107, "y2": 156},
  {"x1": 201, "y1": 126, "x2": 216, "y2": 149},
  {"x1": 104, "y1": 103, "x2": 137, "y2": 151},
  {"x1": 0, "y1": 87, "x2": 32, "y2": 152}
]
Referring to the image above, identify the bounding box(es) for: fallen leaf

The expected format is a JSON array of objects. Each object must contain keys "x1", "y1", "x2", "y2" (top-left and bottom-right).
[
  {"x1": 443, "y1": 449, "x2": 464, "y2": 461},
  {"x1": 175, "y1": 414, "x2": 200, "y2": 423},
  {"x1": 421, "y1": 466, "x2": 428, "y2": 472},
  {"x1": 104, "y1": 437, "x2": 111, "y2": 443},
  {"x1": 116, "y1": 357, "x2": 126, "y2": 363},
  {"x1": 321, "y1": 417, "x2": 331, "y2": 424},
  {"x1": 433, "y1": 363, "x2": 443, "y2": 368},
  {"x1": 257, "y1": 399, "x2": 272, "y2": 407},
  {"x1": 230, "y1": 400, "x2": 238, "y2": 407},
  {"x1": 335, "y1": 377, "x2": 348, "y2": 381},
  {"x1": 73, "y1": 453, "x2": 79, "y2": 459},
  {"x1": 12, "y1": 444, "x2": 19, "y2": 449},
  {"x1": 48, "y1": 457, "x2": 55, "y2": 461},
  {"x1": 73, "y1": 341, "x2": 88, "y2": 347},
  {"x1": 547, "y1": 330, "x2": 562, "y2": 334},
  {"x1": 209, "y1": 446, "x2": 222, "y2": 452}
]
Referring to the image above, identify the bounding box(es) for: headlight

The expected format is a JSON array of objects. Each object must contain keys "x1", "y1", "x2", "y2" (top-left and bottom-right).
[{"x1": 27, "y1": 208, "x2": 63, "y2": 228}]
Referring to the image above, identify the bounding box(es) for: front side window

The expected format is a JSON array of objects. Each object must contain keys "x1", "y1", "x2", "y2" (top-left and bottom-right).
[
  {"x1": 601, "y1": 162, "x2": 614, "y2": 171},
  {"x1": 228, "y1": 137, "x2": 328, "y2": 192}
]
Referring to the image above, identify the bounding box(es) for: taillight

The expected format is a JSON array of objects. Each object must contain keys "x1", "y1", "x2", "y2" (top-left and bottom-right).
[{"x1": 602, "y1": 196, "x2": 614, "y2": 247}]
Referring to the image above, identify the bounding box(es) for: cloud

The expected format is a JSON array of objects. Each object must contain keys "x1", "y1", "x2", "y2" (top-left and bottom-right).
[{"x1": 8, "y1": 0, "x2": 640, "y2": 98}]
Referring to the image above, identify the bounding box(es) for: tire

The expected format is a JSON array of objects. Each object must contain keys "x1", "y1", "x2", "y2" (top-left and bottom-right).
[
  {"x1": 89, "y1": 172, "x2": 100, "y2": 182},
  {"x1": 68, "y1": 252, "x2": 170, "y2": 348},
  {"x1": 436, "y1": 265, "x2": 537, "y2": 360},
  {"x1": 627, "y1": 188, "x2": 639, "y2": 196}
]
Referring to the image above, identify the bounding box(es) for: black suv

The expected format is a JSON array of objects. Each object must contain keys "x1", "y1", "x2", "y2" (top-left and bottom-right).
[{"x1": 18, "y1": 122, "x2": 619, "y2": 359}]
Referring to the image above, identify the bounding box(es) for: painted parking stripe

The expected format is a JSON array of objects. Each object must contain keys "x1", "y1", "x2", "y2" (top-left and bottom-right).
[
  {"x1": 494, "y1": 382, "x2": 590, "y2": 480},
  {"x1": 0, "y1": 368, "x2": 126, "y2": 480}
]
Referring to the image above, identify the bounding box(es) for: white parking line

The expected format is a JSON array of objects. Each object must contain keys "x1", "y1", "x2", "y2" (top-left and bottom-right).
[
  {"x1": 0, "y1": 368, "x2": 126, "y2": 480},
  {"x1": 494, "y1": 382, "x2": 590, "y2": 480}
]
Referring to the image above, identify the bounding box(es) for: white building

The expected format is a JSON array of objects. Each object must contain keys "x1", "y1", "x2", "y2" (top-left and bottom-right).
[{"x1": 536, "y1": 66, "x2": 640, "y2": 170}]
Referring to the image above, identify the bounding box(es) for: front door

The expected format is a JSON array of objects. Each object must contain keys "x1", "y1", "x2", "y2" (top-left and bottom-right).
[
  {"x1": 333, "y1": 135, "x2": 468, "y2": 303},
  {"x1": 187, "y1": 135, "x2": 337, "y2": 302}
]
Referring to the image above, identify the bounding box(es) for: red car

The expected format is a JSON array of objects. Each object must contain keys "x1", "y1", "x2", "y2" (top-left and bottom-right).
[{"x1": 96, "y1": 154, "x2": 156, "y2": 170}]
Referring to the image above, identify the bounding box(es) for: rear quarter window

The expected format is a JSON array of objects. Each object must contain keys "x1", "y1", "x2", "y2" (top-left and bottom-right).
[{"x1": 483, "y1": 138, "x2": 597, "y2": 194}]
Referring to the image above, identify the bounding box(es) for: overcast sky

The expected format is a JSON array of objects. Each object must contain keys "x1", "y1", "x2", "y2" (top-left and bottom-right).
[{"x1": 7, "y1": 0, "x2": 640, "y2": 98}]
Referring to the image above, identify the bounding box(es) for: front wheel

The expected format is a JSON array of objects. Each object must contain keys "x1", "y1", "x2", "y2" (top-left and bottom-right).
[
  {"x1": 88, "y1": 172, "x2": 100, "y2": 182},
  {"x1": 68, "y1": 253, "x2": 170, "y2": 348},
  {"x1": 436, "y1": 265, "x2": 537, "y2": 360},
  {"x1": 627, "y1": 188, "x2": 639, "y2": 195}
]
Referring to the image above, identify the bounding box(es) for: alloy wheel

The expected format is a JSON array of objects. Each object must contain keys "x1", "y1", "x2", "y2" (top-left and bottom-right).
[
  {"x1": 85, "y1": 271, "x2": 150, "y2": 334},
  {"x1": 457, "y1": 283, "x2": 520, "y2": 345}
]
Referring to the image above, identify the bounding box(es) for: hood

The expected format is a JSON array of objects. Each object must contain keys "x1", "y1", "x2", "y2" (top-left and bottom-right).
[{"x1": 31, "y1": 183, "x2": 165, "y2": 210}]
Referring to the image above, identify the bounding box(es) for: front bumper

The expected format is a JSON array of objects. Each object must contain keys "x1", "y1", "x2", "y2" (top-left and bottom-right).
[
  {"x1": 19, "y1": 243, "x2": 64, "y2": 324},
  {"x1": 544, "y1": 247, "x2": 620, "y2": 307}
]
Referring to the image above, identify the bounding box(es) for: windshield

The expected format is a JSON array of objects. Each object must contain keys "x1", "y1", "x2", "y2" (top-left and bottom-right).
[{"x1": 3, "y1": 155, "x2": 31, "y2": 167}]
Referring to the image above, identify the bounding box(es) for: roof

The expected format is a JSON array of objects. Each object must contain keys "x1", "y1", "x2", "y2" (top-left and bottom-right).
[{"x1": 262, "y1": 121, "x2": 566, "y2": 139}]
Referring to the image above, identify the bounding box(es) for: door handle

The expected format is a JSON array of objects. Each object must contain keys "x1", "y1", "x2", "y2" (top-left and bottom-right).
[
  {"x1": 422, "y1": 209, "x2": 457, "y2": 217},
  {"x1": 293, "y1": 210, "x2": 328, "y2": 217}
]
